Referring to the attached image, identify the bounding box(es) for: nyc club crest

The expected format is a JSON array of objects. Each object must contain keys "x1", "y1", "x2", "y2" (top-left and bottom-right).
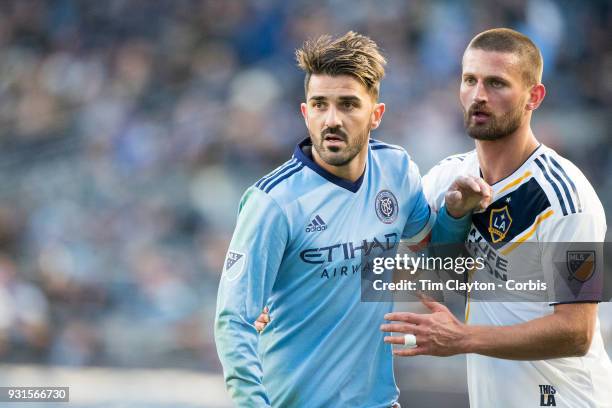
[
  {"x1": 375, "y1": 190, "x2": 398, "y2": 224},
  {"x1": 567, "y1": 251, "x2": 596, "y2": 282},
  {"x1": 488, "y1": 206, "x2": 512, "y2": 243}
]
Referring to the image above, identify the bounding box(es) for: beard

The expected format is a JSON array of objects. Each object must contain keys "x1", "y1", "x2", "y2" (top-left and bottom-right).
[
  {"x1": 311, "y1": 126, "x2": 369, "y2": 167},
  {"x1": 463, "y1": 102, "x2": 524, "y2": 141}
]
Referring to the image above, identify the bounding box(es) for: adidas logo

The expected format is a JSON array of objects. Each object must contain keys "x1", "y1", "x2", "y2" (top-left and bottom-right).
[{"x1": 305, "y1": 215, "x2": 327, "y2": 232}]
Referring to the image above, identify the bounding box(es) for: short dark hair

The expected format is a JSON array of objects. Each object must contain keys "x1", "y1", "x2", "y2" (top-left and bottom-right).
[
  {"x1": 296, "y1": 31, "x2": 386, "y2": 99},
  {"x1": 467, "y1": 28, "x2": 543, "y2": 85}
]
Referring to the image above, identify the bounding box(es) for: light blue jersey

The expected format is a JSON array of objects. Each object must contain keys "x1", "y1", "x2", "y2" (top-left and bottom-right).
[{"x1": 215, "y1": 138, "x2": 469, "y2": 407}]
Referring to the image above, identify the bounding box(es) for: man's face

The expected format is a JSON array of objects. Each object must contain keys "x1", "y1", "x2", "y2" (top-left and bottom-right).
[
  {"x1": 460, "y1": 48, "x2": 530, "y2": 140},
  {"x1": 301, "y1": 74, "x2": 384, "y2": 167}
]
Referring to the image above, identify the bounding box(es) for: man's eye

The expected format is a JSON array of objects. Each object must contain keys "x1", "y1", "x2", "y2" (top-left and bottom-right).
[
  {"x1": 464, "y1": 77, "x2": 476, "y2": 85},
  {"x1": 313, "y1": 102, "x2": 324, "y2": 108},
  {"x1": 342, "y1": 102, "x2": 354, "y2": 109},
  {"x1": 491, "y1": 80, "x2": 504, "y2": 88}
]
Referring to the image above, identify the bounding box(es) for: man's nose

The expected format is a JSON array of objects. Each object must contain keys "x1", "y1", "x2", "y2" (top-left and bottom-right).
[
  {"x1": 473, "y1": 81, "x2": 487, "y2": 104},
  {"x1": 324, "y1": 106, "x2": 342, "y2": 129}
]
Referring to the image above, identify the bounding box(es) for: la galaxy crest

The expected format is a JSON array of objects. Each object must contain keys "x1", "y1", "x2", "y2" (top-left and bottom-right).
[
  {"x1": 488, "y1": 205, "x2": 512, "y2": 243},
  {"x1": 375, "y1": 190, "x2": 398, "y2": 224}
]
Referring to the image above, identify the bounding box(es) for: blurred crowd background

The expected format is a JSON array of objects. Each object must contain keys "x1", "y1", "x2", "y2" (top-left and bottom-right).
[{"x1": 0, "y1": 0, "x2": 609, "y2": 406}]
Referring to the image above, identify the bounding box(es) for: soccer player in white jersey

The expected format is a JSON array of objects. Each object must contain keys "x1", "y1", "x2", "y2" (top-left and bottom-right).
[
  {"x1": 381, "y1": 28, "x2": 612, "y2": 407},
  {"x1": 215, "y1": 32, "x2": 491, "y2": 407}
]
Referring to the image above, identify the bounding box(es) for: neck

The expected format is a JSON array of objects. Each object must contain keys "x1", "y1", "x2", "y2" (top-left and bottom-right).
[
  {"x1": 475, "y1": 124, "x2": 539, "y2": 185},
  {"x1": 312, "y1": 146, "x2": 368, "y2": 183}
]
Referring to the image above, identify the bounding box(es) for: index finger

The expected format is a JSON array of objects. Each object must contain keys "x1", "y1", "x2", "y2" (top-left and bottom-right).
[
  {"x1": 473, "y1": 177, "x2": 492, "y2": 198},
  {"x1": 459, "y1": 176, "x2": 481, "y2": 193},
  {"x1": 384, "y1": 312, "x2": 427, "y2": 325}
]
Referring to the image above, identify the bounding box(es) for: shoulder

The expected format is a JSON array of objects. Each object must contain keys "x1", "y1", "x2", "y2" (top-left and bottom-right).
[
  {"x1": 424, "y1": 150, "x2": 477, "y2": 186},
  {"x1": 369, "y1": 138, "x2": 417, "y2": 175},
  {"x1": 248, "y1": 157, "x2": 307, "y2": 208},
  {"x1": 370, "y1": 139, "x2": 410, "y2": 163},
  {"x1": 369, "y1": 138, "x2": 406, "y2": 153},
  {"x1": 530, "y1": 146, "x2": 604, "y2": 219},
  {"x1": 431, "y1": 150, "x2": 476, "y2": 171},
  {"x1": 421, "y1": 150, "x2": 477, "y2": 210}
]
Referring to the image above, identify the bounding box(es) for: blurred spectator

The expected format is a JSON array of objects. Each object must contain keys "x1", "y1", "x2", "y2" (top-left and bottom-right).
[{"x1": 0, "y1": 254, "x2": 49, "y2": 360}]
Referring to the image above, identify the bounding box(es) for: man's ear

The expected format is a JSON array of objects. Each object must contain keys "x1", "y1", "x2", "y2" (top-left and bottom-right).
[
  {"x1": 370, "y1": 102, "x2": 386, "y2": 130},
  {"x1": 526, "y1": 84, "x2": 546, "y2": 111},
  {"x1": 300, "y1": 103, "x2": 308, "y2": 127}
]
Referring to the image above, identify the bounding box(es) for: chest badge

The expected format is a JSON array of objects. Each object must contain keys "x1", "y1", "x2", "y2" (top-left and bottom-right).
[
  {"x1": 488, "y1": 205, "x2": 512, "y2": 243},
  {"x1": 375, "y1": 190, "x2": 398, "y2": 224}
]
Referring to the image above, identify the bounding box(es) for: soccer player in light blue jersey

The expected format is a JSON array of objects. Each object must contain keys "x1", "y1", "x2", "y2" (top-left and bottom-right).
[{"x1": 215, "y1": 32, "x2": 491, "y2": 408}]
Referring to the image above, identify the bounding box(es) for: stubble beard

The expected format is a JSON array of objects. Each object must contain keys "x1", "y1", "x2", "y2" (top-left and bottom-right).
[
  {"x1": 464, "y1": 103, "x2": 524, "y2": 141},
  {"x1": 311, "y1": 126, "x2": 370, "y2": 167}
]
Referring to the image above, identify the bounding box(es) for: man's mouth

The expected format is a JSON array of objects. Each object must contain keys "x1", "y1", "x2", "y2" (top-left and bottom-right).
[
  {"x1": 322, "y1": 131, "x2": 348, "y2": 147},
  {"x1": 470, "y1": 109, "x2": 491, "y2": 124},
  {"x1": 324, "y1": 134, "x2": 344, "y2": 142}
]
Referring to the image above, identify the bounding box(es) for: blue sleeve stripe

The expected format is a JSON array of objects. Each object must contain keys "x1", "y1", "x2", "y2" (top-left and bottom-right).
[
  {"x1": 264, "y1": 163, "x2": 304, "y2": 193},
  {"x1": 255, "y1": 158, "x2": 297, "y2": 188},
  {"x1": 534, "y1": 157, "x2": 568, "y2": 216},
  {"x1": 259, "y1": 160, "x2": 301, "y2": 191},
  {"x1": 543, "y1": 155, "x2": 576, "y2": 214},
  {"x1": 548, "y1": 156, "x2": 582, "y2": 212},
  {"x1": 369, "y1": 139, "x2": 404, "y2": 151},
  {"x1": 371, "y1": 145, "x2": 402, "y2": 151},
  {"x1": 257, "y1": 160, "x2": 300, "y2": 191}
]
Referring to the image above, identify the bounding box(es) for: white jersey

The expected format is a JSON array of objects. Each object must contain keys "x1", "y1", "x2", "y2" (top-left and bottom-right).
[{"x1": 423, "y1": 144, "x2": 612, "y2": 408}]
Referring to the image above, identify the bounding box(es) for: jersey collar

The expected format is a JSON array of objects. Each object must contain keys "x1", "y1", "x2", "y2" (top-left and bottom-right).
[
  {"x1": 479, "y1": 143, "x2": 543, "y2": 186},
  {"x1": 293, "y1": 138, "x2": 365, "y2": 193}
]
